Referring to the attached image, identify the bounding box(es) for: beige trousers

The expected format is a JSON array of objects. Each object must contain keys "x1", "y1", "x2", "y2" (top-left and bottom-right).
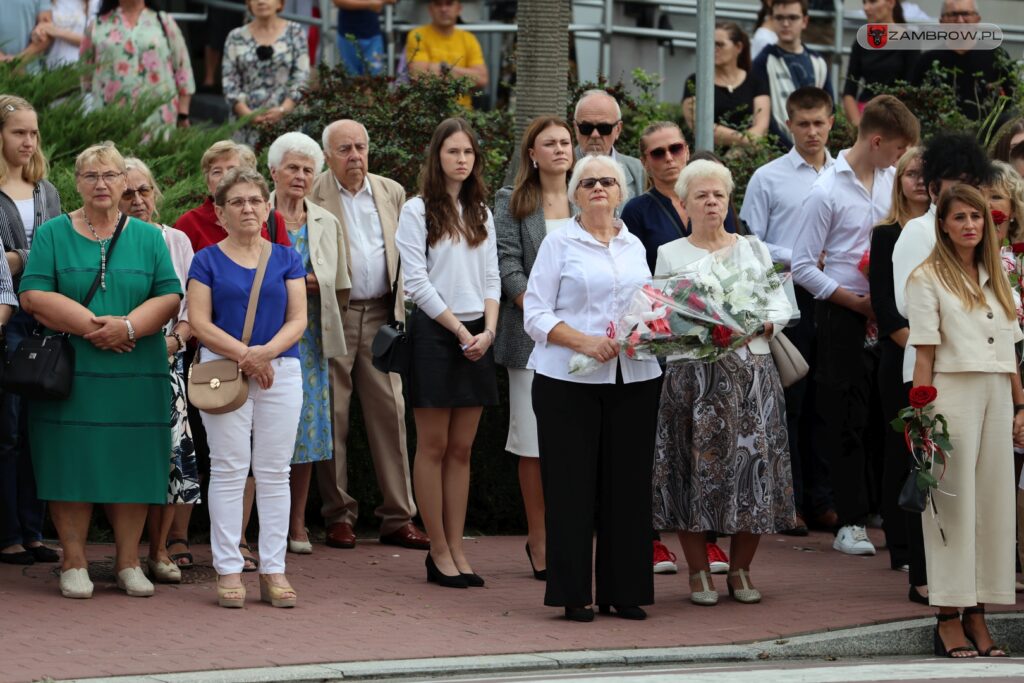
[
  {"x1": 926, "y1": 372, "x2": 1016, "y2": 607},
  {"x1": 316, "y1": 298, "x2": 416, "y2": 535}
]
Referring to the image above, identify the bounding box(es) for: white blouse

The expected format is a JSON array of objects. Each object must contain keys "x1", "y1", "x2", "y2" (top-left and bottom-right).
[
  {"x1": 162, "y1": 224, "x2": 194, "y2": 331},
  {"x1": 524, "y1": 217, "x2": 662, "y2": 385},
  {"x1": 396, "y1": 196, "x2": 500, "y2": 321}
]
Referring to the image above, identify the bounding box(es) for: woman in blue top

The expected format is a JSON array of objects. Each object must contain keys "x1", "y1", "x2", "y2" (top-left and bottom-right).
[{"x1": 187, "y1": 168, "x2": 306, "y2": 609}]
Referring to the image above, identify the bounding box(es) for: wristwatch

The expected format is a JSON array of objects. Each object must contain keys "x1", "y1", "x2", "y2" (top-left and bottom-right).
[{"x1": 124, "y1": 317, "x2": 136, "y2": 342}]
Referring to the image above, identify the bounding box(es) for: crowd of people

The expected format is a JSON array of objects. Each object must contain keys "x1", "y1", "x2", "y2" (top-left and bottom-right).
[{"x1": 1, "y1": 0, "x2": 1024, "y2": 660}]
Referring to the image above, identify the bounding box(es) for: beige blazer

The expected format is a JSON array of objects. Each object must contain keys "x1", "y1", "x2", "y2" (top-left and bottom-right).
[
  {"x1": 270, "y1": 191, "x2": 351, "y2": 359},
  {"x1": 310, "y1": 170, "x2": 407, "y2": 322}
]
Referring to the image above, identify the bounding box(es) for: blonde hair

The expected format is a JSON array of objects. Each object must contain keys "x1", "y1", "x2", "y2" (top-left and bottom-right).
[
  {"x1": 988, "y1": 160, "x2": 1024, "y2": 244},
  {"x1": 878, "y1": 146, "x2": 924, "y2": 228},
  {"x1": 200, "y1": 140, "x2": 256, "y2": 176},
  {"x1": 0, "y1": 95, "x2": 47, "y2": 185},
  {"x1": 124, "y1": 156, "x2": 164, "y2": 219},
  {"x1": 918, "y1": 184, "x2": 1016, "y2": 321},
  {"x1": 75, "y1": 141, "x2": 126, "y2": 175}
]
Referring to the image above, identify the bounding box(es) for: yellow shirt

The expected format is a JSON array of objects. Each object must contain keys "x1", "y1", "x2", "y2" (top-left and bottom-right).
[{"x1": 405, "y1": 24, "x2": 484, "y2": 109}]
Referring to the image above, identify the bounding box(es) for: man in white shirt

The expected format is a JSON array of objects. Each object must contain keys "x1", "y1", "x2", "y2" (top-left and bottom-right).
[
  {"x1": 792, "y1": 95, "x2": 919, "y2": 557},
  {"x1": 573, "y1": 90, "x2": 646, "y2": 201},
  {"x1": 309, "y1": 119, "x2": 429, "y2": 551},
  {"x1": 741, "y1": 86, "x2": 835, "y2": 535},
  {"x1": 892, "y1": 132, "x2": 996, "y2": 384}
]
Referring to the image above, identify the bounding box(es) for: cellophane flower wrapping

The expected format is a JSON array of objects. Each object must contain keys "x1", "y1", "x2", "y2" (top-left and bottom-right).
[{"x1": 568, "y1": 239, "x2": 799, "y2": 375}]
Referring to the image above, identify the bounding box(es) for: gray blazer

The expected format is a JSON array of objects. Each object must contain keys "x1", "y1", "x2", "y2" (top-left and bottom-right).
[
  {"x1": 493, "y1": 186, "x2": 554, "y2": 369},
  {"x1": 574, "y1": 147, "x2": 646, "y2": 203}
]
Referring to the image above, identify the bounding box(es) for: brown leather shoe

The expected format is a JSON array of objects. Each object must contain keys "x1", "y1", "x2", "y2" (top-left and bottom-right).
[
  {"x1": 379, "y1": 523, "x2": 430, "y2": 550},
  {"x1": 813, "y1": 509, "x2": 839, "y2": 530},
  {"x1": 325, "y1": 522, "x2": 356, "y2": 549}
]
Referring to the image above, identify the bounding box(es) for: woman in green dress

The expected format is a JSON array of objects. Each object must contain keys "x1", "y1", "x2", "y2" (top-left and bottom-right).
[{"x1": 19, "y1": 142, "x2": 182, "y2": 600}]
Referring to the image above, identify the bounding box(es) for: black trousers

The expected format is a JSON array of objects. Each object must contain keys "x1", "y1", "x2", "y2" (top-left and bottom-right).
[
  {"x1": 815, "y1": 301, "x2": 874, "y2": 527},
  {"x1": 533, "y1": 372, "x2": 660, "y2": 608}
]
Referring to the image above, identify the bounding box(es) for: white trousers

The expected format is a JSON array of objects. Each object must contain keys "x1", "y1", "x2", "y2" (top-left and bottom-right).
[{"x1": 201, "y1": 353, "x2": 302, "y2": 575}]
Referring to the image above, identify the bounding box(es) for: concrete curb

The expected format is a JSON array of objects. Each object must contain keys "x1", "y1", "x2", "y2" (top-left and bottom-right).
[{"x1": 68, "y1": 611, "x2": 1024, "y2": 683}]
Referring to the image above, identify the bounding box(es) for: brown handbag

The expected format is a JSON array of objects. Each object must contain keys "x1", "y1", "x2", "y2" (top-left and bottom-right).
[{"x1": 187, "y1": 241, "x2": 271, "y2": 414}]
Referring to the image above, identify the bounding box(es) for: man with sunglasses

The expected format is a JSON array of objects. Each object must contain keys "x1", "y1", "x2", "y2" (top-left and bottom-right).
[
  {"x1": 751, "y1": 0, "x2": 833, "y2": 149},
  {"x1": 909, "y1": 0, "x2": 1015, "y2": 122},
  {"x1": 573, "y1": 90, "x2": 645, "y2": 202}
]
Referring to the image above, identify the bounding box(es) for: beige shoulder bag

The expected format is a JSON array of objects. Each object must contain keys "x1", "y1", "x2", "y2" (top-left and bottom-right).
[
  {"x1": 188, "y1": 241, "x2": 272, "y2": 414},
  {"x1": 769, "y1": 331, "x2": 809, "y2": 388}
]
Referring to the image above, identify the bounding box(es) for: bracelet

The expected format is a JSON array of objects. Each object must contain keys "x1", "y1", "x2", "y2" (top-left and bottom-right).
[
  {"x1": 177, "y1": 112, "x2": 189, "y2": 121},
  {"x1": 485, "y1": 328, "x2": 495, "y2": 342},
  {"x1": 171, "y1": 331, "x2": 185, "y2": 353},
  {"x1": 454, "y1": 323, "x2": 467, "y2": 337},
  {"x1": 124, "y1": 317, "x2": 136, "y2": 342},
  {"x1": 1015, "y1": 404, "x2": 1024, "y2": 414}
]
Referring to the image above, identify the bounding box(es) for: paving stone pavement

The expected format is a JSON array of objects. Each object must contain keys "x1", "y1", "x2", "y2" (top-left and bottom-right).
[{"x1": 1, "y1": 528, "x2": 1020, "y2": 682}]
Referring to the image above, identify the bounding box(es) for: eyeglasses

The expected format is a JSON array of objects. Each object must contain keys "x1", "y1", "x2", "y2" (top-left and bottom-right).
[
  {"x1": 78, "y1": 171, "x2": 124, "y2": 186},
  {"x1": 772, "y1": 14, "x2": 804, "y2": 24},
  {"x1": 941, "y1": 10, "x2": 978, "y2": 19},
  {"x1": 224, "y1": 197, "x2": 267, "y2": 209},
  {"x1": 579, "y1": 177, "x2": 618, "y2": 190},
  {"x1": 648, "y1": 142, "x2": 687, "y2": 160},
  {"x1": 122, "y1": 185, "x2": 153, "y2": 201},
  {"x1": 576, "y1": 121, "x2": 619, "y2": 136}
]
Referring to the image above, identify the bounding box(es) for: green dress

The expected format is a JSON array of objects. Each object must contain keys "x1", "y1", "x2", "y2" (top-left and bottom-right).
[{"x1": 19, "y1": 215, "x2": 183, "y2": 503}]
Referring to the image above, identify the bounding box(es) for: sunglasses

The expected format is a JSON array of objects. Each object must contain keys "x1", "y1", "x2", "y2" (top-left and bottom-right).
[
  {"x1": 122, "y1": 186, "x2": 153, "y2": 201},
  {"x1": 579, "y1": 177, "x2": 618, "y2": 190},
  {"x1": 648, "y1": 142, "x2": 687, "y2": 160},
  {"x1": 576, "y1": 120, "x2": 619, "y2": 136}
]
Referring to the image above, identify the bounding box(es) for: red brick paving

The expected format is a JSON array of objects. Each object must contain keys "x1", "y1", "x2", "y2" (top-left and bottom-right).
[{"x1": 1, "y1": 529, "x2": 1020, "y2": 682}]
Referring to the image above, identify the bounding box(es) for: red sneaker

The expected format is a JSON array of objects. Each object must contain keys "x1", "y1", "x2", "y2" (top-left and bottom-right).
[
  {"x1": 653, "y1": 540, "x2": 678, "y2": 574},
  {"x1": 707, "y1": 542, "x2": 730, "y2": 574}
]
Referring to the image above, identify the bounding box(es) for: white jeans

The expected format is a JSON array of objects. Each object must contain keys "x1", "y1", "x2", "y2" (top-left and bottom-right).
[{"x1": 201, "y1": 352, "x2": 302, "y2": 575}]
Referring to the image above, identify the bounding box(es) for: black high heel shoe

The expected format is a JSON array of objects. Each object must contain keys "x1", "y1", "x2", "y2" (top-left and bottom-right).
[
  {"x1": 598, "y1": 604, "x2": 646, "y2": 620},
  {"x1": 525, "y1": 543, "x2": 547, "y2": 581},
  {"x1": 563, "y1": 606, "x2": 594, "y2": 622},
  {"x1": 460, "y1": 571, "x2": 485, "y2": 587},
  {"x1": 962, "y1": 606, "x2": 1009, "y2": 657},
  {"x1": 908, "y1": 585, "x2": 929, "y2": 605},
  {"x1": 425, "y1": 554, "x2": 468, "y2": 589},
  {"x1": 933, "y1": 612, "x2": 977, "y2": 658}
]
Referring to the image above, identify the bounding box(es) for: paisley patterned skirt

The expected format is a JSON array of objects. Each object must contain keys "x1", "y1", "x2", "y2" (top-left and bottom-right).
[
  {"x1": 652, "y1": 350, "x2": 795, "y2": 534},
  {"x1": 168, "y1": 351, "x2": 201, "y2": 504}
]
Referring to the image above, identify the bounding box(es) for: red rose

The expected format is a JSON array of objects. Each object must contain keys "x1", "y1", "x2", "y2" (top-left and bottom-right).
[
  {"x1": 1012, "y1": 242, "x2": 1024, "y2": 254},
  {"x1": 992, "y1": 209, "x2": 1009, "y2": 225},
  {"x1": 711, "y1": 324, "x2": 734, "y2": 348},
  {"x1": 908, "y1": 385, "x2": 938, "y2": 409},
  {"x1": 687, "y1": 292, "x2": 707, "y2": 312},
  {"x1": 649, "y1": 316, "x2": 671, "y2": 336}
]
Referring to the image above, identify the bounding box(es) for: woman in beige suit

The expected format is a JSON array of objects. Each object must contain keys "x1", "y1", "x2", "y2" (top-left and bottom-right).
[
  {"x1": 268, "y1": 132, "x2": 351, "y2": 554},
  {"x1": 906, "y1": 184, "x2": 1024, "y2": 658}
]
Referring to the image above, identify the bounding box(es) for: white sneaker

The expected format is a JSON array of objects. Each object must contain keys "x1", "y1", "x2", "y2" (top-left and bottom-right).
[{"x1": 833, "y1": 524, "x2": 877, "y2": 556}]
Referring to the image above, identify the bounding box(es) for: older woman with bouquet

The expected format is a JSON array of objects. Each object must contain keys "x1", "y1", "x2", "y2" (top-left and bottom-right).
[
  {"x1": 651, "y1": 159, "x2": 795, "y2": 607},
  {"x1": 524, "y1": 154, "x2": 662, "y2": 622},
  {"x1": 906, "y1": 184, "x2": 1024, "y2": 658}
]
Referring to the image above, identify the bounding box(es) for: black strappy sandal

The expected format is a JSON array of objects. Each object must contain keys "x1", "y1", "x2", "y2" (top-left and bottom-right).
[
  {"x1": 934, "y1": 612, "x2": 978, "y2": 658},
  {"x1": 165, "y1": 538, "x2": 194, "y2": 569},
  {"x1": 962, "y1": 606, "x2": 1009, "y2": 657}
]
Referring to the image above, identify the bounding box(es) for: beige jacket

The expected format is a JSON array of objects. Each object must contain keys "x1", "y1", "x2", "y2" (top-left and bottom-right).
[
  {"x1": 309, "y1": 170, "x2": 407, "y2": 322},
  {"x1": 270, "y1": 191, "x2": 351, "y2": 359}
]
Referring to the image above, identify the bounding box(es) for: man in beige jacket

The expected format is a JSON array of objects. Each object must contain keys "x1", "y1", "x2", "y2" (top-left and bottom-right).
[{"x1": 311, "y1": 119, "x2": 428, "y2": 550}]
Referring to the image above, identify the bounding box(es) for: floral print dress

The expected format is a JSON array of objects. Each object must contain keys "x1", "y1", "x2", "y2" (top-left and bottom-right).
[
  {"x1": 222, "y1": 21, "x2": 310, "y2": 115},
  {"x1": 80, "y1": 8, "x2": 195, "y2": 131}
]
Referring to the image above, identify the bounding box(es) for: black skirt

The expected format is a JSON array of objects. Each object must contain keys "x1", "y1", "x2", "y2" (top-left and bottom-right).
[{"x1": 408, "y1": 308, "x2": 499, "y2": 408}]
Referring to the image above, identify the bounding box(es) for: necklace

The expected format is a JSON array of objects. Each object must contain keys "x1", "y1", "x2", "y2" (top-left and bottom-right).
[{"x1": 84, "y1": 210, "x2": 120, "y2": 291}]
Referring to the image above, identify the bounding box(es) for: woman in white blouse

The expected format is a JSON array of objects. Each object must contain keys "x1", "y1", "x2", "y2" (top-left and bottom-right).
[
  {"x1": 524, "y1": 154, "x2": 662, "y2": 622},
  {"x1": 652, "y1": 160, "x2": 795, "y2": 607},
  {"x1": 396, "y1": 118, "x2": 500, "y2": 590}
]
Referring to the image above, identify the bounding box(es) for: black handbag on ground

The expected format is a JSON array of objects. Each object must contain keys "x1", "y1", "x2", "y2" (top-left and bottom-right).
[
  {"x1": 371, "y1": 255, "x2": 411, "y2": 375},
  {"x1": 898, "y1": 468, "x2": 928, "y2": 514},
  {"x1": 2, "y1": 213, "x2": 126, "y2": 400}
]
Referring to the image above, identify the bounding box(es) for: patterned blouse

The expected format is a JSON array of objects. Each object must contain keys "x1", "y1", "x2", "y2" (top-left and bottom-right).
[
  {"x1": 80, "y1": 7, "x2": 195, "y2": 130},
  {"x1": 222, "y1": 21, "x2": 310, "y2": 112}
]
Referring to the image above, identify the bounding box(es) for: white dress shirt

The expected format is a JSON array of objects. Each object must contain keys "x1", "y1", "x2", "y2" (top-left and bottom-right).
[
  {"x1": 791, "y1": 150, "x2": 894, "y2": 299},
  {"x1": 524, "y1": 217, "x2": 662, "y2": 385},
  {"x1": 740, "y1": 147, "x2": 834, "y2": 267},
  {"x1": 892, "y1": 204, "x2": 937, "y2": 381},
  {"x1": 395, "y1": 196, "x2": 500, "y2": 321},
  {"x1": 337, "y1": 176, "x2": 389, "y2": 300}
]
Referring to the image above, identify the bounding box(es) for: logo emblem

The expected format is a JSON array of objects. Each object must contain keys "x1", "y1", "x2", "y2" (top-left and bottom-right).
[{"x1": 866, "y1": 24, "x2": 888, "y2": 49}]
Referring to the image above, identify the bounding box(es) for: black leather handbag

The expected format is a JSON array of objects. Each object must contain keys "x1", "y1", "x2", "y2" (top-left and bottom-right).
[
  {"x1": 898, "y1": 468, "x2": 928, "y2": 514},
  {"x1": 371, "y1": 256, "x2": 411, "y2": 375},
  {"x1": 3, "y1": 214, "x2": 126, "y2": 400}
]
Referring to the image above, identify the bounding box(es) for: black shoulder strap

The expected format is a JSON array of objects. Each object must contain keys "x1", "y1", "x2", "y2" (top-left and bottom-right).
[
  {"x1": 266, "y1": 209, "x2": 278, "y2": 245},
  {"x1": 648, "y1": 190, "x2": 687, "y2": 238},
  {"x1": 156, "y1": 11, "x2": 173, "y2": 55},
  {"x1": 81, "y1": 212, "x2": 128, "y2": 309},
  {"x1": 386, "y1": 255, "x2": 401, "y2": 325}
]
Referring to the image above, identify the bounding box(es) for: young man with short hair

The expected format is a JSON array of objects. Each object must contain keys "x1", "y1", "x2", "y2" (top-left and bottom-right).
[
  {"x1": 741, "y1": 86, "x2": 836, "y2": 535},
  {"x1": 751, "y1": 0, "x2": 833, "y2": 148},
  {"x1": 792, "y1": 95, "x2": 920, "y2": 556}
]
